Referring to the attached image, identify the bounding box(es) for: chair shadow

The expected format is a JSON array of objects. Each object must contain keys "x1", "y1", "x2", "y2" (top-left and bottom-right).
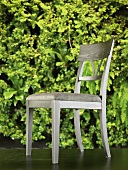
[
  {"x1": 25, "y1": 151, "x2": 111, "y2": 170},
  {"x1": 74, "y1": 151, "x2": 111, "y2": 170}
]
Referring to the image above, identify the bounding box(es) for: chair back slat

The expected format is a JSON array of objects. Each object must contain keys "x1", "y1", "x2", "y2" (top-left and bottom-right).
[
  {"x1": 78, "y1": 39, "x2": 113, "y2": 61},
  {"x1": 79, "y1": 74, "x2": 102, "y2": 81}
]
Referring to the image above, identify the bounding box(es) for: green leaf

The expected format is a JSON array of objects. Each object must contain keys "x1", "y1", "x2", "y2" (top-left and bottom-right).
[
  {"x1": 66, "y1": 55, "x2": 74, "y2": 61},
  {"x1": 15, "y1": 95, "x2": 24, "y2": 101},
  {"x1": 56, "y1": 62, "x2": 64, "y2": 66},
  {"x1": 84, "y1": 113, "x2": 91, "y2": 123},
  {"x1": 39, "y1": 3, "x2": 50, "y2": 10},
  {"x1": 3, "y1": 91, "x2": 17, "y2": 99},
  {"x1": 36, "y1": 20, "x2": 44, "y2": 29}
]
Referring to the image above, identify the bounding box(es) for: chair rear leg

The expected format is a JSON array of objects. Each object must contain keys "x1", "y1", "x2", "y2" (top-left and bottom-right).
[
  {"x1": 74, "y1": 109, "x2": 84, "y2": 152},
  {"x1": 52, "y1": 101, "x2": 60, "y2": 164},
  {"x1": 100, "y1": 109, "x2": 111, "y2": 157},
  {"x1": 26, "y1": 103, "x2": 33, "y2": 156}
]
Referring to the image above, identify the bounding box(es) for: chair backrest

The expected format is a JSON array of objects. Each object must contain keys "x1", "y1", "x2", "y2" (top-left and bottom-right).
[{"x1": 74, "y1": 38, "x2": 114, "y2": 98}]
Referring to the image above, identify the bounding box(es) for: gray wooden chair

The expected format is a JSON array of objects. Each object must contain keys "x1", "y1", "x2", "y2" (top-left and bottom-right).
[{"x1": 26, "y1": 38, "x2": 114, "y2": 164}]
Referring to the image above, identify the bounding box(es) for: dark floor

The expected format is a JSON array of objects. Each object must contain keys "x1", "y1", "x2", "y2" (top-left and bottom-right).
[{"x1": 0, "y1": 148, "x2": 128, "y2": 170}]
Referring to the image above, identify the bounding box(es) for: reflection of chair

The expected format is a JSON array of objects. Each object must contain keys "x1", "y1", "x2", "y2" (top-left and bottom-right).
[{"x1": 26, "y1": 38, "x2": 114, "y2": 164}]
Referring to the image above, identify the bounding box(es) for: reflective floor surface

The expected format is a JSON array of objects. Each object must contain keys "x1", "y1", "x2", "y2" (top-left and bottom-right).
[{"x1": 0, "y1": 148, "x2": 128, "y2": 170}]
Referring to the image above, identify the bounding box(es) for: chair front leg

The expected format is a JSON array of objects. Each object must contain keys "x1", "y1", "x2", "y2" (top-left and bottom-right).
[
  {"x1": 100, "y1": 108, "x2": 111, "y2": 157},
  {"x1": 74, "y1": 109, "x2": 84, "y2": 152},
  {"x1": 52, "y1": 100, "x2": 60, "y2": 164},
  {"x1": 26, "y1": 101, "x2": 33, "y2": 156}
]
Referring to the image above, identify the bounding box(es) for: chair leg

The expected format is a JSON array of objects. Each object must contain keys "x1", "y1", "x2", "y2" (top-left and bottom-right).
[
  {"x1": 74, "y1": 109, "x2": 84, "y2": 152},
  {"x1": 26, "y1": 102, "x2": 33, "y2": 156},
  {"x1": 100, "y1": 109, "x2": 111, "y2": 157},
  {"x1": 52, "y1": 100, "x2": 60, "y2": 164}
]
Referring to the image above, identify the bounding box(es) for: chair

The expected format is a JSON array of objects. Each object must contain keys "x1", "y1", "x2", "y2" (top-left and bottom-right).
[{"x1": 26, "y1": 38, "x2": 114, "y2": 164}]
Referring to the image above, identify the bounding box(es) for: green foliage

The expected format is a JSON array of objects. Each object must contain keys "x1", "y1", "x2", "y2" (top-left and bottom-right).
[
  {"x1": 0, "y1": 0, "x2": 128, "y2": 148},
  {"x1": 112, "y1": 28, "x2": 128, "y2": 129}
]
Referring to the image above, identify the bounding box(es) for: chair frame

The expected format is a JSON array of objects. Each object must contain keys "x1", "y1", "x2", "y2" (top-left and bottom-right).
[{"x1": 26, "y1": 38, "x2": 114, "y2": 164}]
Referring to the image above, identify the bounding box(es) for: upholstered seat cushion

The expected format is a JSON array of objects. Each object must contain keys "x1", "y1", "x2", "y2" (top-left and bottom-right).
[{"x1": 26, "y1": 92, "x2": 101, "y2": 102}]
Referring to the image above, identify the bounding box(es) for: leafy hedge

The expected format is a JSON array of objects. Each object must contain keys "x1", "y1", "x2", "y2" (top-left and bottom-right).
[{"x1": 0, "y1": 0, "x2": 128, "y2": 149}]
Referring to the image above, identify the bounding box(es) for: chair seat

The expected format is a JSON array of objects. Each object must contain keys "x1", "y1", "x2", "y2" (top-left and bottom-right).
[{"x1": 26, "y1": 92, "x2": 101, "y2": 102}]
